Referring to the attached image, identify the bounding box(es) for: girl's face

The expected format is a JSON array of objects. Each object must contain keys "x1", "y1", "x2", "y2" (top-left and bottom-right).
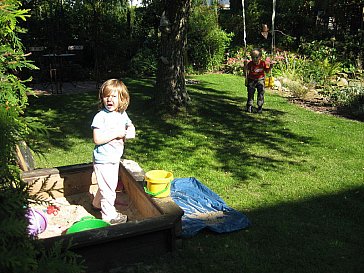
[{"x1": 103, "y1": 90, "x2": 119, "y2": 112}]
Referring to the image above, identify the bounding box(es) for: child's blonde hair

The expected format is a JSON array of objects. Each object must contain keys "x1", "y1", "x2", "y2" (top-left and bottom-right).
[
  {"x1": 251, "y1": 48, "x2": 262, "y2": 58},
  {"x1": 98, "y1": 79, "x2": 130, "y2": 112}
]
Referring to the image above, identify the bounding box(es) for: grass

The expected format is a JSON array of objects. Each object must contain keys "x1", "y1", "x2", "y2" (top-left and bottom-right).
[{"x1": 26, "y1": 74, "x2": 364, "y2": 273}]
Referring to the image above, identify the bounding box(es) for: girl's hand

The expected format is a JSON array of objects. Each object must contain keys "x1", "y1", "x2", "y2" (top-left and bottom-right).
[
  {"x1": 115, "y1": 127, "x2": 126, "y2": 139},
  {"x1": 125, "y1": 124, "x2": 136, "y2": 139}
]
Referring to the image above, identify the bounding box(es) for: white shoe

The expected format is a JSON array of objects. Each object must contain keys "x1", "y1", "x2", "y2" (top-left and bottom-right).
[{"x1": 109, "y1": 213, "x2": 128, "y2": 225}]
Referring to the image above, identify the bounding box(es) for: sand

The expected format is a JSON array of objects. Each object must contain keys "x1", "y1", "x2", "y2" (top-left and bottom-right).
[{"x1": 31, "y1": 189, "x2": 143, "y2": 239}]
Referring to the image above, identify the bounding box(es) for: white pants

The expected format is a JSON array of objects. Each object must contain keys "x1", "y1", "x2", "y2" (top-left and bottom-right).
[{"x1": 92, "y1": 162, "x2": 119, "y2": 221}]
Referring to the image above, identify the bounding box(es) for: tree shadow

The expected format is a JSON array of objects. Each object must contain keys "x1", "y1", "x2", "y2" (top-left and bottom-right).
[
  {"x1": 26, "y1": 91, "x2": 99, "y2": 152},
  {"x1": 27, "y1": 75, "x2": 316, "y2": 185},
  {"x1": 126, "y1": 77, "x2": 315, "y2": 185},
  {"x1": 234, "y1": 186, "x2": 364, "y2": 273},
  {"x1": 146, "y1": 186, "x2": 364, "y2": 273}
]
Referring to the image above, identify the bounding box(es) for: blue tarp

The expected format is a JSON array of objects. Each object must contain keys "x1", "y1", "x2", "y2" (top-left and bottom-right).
[{"x1": 170, "y1": 177, "x2": 251, "y2": 238}]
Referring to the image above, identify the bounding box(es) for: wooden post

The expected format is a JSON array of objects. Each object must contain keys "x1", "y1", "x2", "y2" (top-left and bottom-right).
[{"x1": 16, "y1": 141, "x2": 34, "y2": 171}]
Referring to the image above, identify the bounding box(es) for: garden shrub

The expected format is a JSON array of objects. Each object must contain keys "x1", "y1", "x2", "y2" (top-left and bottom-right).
[
  {"x1": 187, "y1": 4, "x2": 233, "y2": 71},
  {"x1": 299, "y1": 40, "x2": 338, "y2": 62},
  {"x1": 329, "y1": 85, "x2": 364, "y2": 118},
  {"x1": 129, "y1": 47, "x2": 158, "y2": 77},
  {"x1": 304, "y1": 58, "x2": 342, "y2": 87},
  {"x1": 223, "y1": 45, "x2": 256, "y2": 76},
  {"x1": 298, "y1": 40, "x2": 344, "y2": 87},
  {"x1": 224, "y1": 53, "x2": 245, "y2": 76},
  {"x1": 272, "y1": 49, "x2": 343, "y2": 97},
  {"x1": 0, "y1": 2, "x2": 85, "y2": 272},
  {"x1": 267, "y1": 52, "x2": 311, "y2": 98},
  {"x1": 0, "y1": 1, "x2": 38, "y2": 270},
  {"x1": 272, "y1": 52, "x2": 306, "y2": 82},
  {"x1": 282, "y1": 78, "x2": 309, "y2": 99}
]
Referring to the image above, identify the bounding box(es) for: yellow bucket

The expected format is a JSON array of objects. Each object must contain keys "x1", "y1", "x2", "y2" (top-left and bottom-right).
[
  {"x1": 265, "y1": 76, "x2": 275, "y2": 88},
  {"x1": 144, "y1": 170, "x2": 174, "y2": 198}
]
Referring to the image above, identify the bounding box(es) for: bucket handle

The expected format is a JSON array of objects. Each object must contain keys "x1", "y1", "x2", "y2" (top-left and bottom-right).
[{"x1": 143, "y1": 180, "x2": 170, "y2": 197}]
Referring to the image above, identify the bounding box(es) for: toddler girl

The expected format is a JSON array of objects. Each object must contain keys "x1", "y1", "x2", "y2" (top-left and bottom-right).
[{"x1": 91, "y1": 79, "x2": 135, "y2": 224}]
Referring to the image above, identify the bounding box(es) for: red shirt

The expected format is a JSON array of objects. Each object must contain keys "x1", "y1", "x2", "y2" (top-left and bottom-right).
[{"x1": 246, "y1": 60, "x2": 270, "y2": 80}]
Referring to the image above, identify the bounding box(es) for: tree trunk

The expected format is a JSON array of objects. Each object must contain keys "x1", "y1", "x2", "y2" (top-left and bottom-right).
[{"x1": 155, "y1": 0, "x2": 191, "y2": 113}]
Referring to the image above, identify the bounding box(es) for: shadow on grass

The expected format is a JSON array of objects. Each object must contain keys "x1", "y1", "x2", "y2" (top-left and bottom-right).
[
  {"x1": 144, "y1": 186, "x2": 364, "y2": 273},
  {"x1": 185, "y1": 82, "x2": 313, "y2": 183},
  {"x1": 26, "y1": 90, "x2": 98, "y2": 152},
  {"x1": 27, "y1": 76, "x2": 313, "y2": 183},
  {"x1": 125, "y1": 76, "x2": 314, "y2": 186}
]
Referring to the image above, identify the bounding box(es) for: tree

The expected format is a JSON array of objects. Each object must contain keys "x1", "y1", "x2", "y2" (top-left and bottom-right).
[{"x1": 155, "y1": 0, "x2": 191, "y2": 113}]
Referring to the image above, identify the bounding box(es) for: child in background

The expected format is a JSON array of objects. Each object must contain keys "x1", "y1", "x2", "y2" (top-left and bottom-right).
[
  {"x1": 91, "y1": 79, "x2": 135, "y2": 225},
  {"x1": 244, "y1": 48, "x2": 273, "y2": 113}
]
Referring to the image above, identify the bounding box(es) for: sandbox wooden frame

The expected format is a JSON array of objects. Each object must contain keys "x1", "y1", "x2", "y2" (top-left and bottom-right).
[{"x1": 22, "y1": 160, "x2": 183, "y2": 272}]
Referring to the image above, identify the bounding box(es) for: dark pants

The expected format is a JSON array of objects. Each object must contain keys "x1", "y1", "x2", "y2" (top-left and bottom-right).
[{"x1": 246, "y1": 78, "x2": 265, "y2": 107}]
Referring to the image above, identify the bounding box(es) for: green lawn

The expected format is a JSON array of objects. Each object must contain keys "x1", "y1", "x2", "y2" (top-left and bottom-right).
[{"x1": 26, "y1": 74, "x2": 364, "y2": 273}]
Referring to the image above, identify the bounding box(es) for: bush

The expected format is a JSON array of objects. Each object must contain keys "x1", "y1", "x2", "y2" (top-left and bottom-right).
[
  {"x1": 299, "y1": 40, "x2": 338, "y2": 62},
  {"x1": 272, "y1": 51, "x2": 306, "y2": 82},
  {"x1": 129, "y1": 47, "x2": 158, "y2": 77},
  {"x1": 0, "y1": 1, "x2": 38, "y2": 271},
  {"x1": 0, "y1": 2, "x2": 85, "y2": 272},
  {"x1": 223, "y1": 55, "x2": 245, "y2": 76},
  {"x1": 298, "y1": 40, "x2": 344, "y2": 87},
  {"x1": 222, "y1": 46, "x2": 255, "y2": 76},
  {"x1": 187, "y1": 5, "x2": 233, "y2": 71},
  {"x1": 272, "y1": 49, "x2": 343, "y2": 92},
  {"x1": 329, "y1": 85, "x2": 364, "y2": 118},
  {"x1": 283, "y1": 78, "x2": 309, "y2": 99}
]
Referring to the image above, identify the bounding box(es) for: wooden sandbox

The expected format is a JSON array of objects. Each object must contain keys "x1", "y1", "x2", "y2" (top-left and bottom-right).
[{"x1": 22, "y1": 159, "x2": 183, "y2": 272}]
